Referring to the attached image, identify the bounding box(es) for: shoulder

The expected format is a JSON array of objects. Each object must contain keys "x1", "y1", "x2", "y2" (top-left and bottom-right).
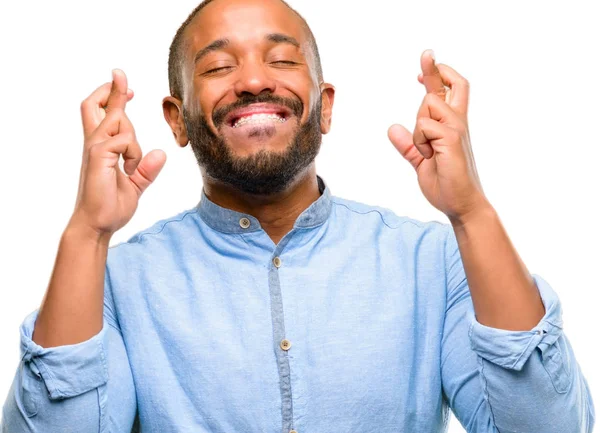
[
  {"x1": 330, "y1": 194, "x2": 450, "y2": 237},
  {"x1": 328, "y1": 195, "x2": 455, "y2": 271},
  {"x1": 107, "y1": 206, "x2": 199, "y2": 259}
]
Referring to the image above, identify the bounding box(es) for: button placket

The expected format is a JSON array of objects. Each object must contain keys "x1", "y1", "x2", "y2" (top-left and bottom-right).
[{"x1": 267, "y1": 240, "x2": 294, "y2": 431}]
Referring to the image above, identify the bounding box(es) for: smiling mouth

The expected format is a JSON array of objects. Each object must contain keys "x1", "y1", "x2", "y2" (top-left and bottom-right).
[{"x1": 230, "y1": 112, "x2": 289, "y2": 128}]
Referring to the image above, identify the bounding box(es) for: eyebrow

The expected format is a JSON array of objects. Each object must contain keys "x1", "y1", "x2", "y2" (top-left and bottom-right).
[
  {"x1": 265, "y1": 33, "x2": 300, "y2": 48},
  {"x1": 194, "y1": 38, "x2": 230, "y2": 64},
  {"x1": 193, "y1": 33, "x2": 301, "y2": 64}
]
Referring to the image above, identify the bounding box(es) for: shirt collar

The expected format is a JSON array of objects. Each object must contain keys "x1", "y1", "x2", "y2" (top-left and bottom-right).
[{"x1": 196, "y1": 176, "x2": 332, "y2": 234}]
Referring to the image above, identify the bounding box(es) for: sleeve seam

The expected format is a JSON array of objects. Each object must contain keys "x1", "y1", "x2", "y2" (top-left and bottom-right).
[
  {"x1": 134, "y1": 210, "x2": 196, "y2": 243},
  {"x1": 98, "y1": 329, "x2": 109, "y2": 387},
  {"x1": 478, "y1": 356, "x2": 500, "y2": 431},
  {"x1": 331, "y1": 201, "x2": 400, "y2": 230}
]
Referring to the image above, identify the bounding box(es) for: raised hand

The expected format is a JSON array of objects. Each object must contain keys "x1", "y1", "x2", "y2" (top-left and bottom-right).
[
  {"x1": 71, "y1": 69, "x2": 167, "y2": 237},
  {"x1": 387, "y1": 50, "x2": 489, "y2": 223}
]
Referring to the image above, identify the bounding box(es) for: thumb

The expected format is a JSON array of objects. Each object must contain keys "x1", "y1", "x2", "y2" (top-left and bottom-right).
[
  {"x1": 128, "y1": 149, "x2": 167, "y2": 197},
  {"x1": 387, "y1": 124, "x2": 424, "y2": 171}
]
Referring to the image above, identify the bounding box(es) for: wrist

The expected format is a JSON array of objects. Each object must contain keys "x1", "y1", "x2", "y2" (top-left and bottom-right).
[
  {"x1": 64, "y1": 215, "x2": 113, "y2": 247},
  {"x1": 448, "y1": 199, "x2": 497, "y2": 231}
]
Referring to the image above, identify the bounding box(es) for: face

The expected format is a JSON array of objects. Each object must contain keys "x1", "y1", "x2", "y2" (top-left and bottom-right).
[{"x1": 163, "y1": 0, "x2": 335, "y2": 195}]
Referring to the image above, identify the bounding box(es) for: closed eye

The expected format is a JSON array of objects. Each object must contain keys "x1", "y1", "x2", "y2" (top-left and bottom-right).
[
  {"x1": 204, "y1": 66, "x2": 233, "y2": 75},
  {"x1": 271, "y1": 60, "x2": 298, "y2": 66}
]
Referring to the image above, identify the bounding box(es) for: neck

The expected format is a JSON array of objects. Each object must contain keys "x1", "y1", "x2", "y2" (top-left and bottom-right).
[{"x1": 202, "y1": 165, "x2": 321, "y2": 245}]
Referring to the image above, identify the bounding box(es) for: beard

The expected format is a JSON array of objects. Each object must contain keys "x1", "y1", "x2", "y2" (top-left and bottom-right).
[{"x1": 183, "y1": 92, "x2": 322, "y2": 195}]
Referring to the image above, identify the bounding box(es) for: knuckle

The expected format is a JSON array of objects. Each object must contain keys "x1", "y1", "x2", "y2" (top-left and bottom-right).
[
  {"x1": 108, "y1": 106, "x2": 125, "y2": 116},
  {"x1": 104, "y1": 108, "x2": 126, "y2": 126},
  {"x1": 454, "y1": 118, "x2": 468, "y2": 134},
  {"x1": 80, "y1": 98, "x2": 91, "y2": 112},
  {"x1": 449, "y1": 128, "x2": 461, "y2": 141},
  {"x1": 136, "y1": 163, "x2": 152, "y2": 183},
  {"x1": 88, "y1": 143, "x2": 103, "y2": 157},
  {"x1": 424, "y1": 93, "x2": 436, "y2": 104},
  {"x1": 88, "y1": 127, "x2": 106, "y2": 143},
  {"x1": 123, "y1": 131, "x2": 136, "y2": 144}
]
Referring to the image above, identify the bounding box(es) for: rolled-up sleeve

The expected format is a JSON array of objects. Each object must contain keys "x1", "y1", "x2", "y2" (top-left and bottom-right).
[
  {"x1": 470, "y1": 274, "x2": 566, "y2": 375},
  {"x1": 2, "y1": 264, "x2": 137, "y2": 433},
  {"x1": 19, "y1": 309, "x2": 109, "y2": 401},
  {"x1": 441, "y1": 225, "x2": 595, "y2": 433}
]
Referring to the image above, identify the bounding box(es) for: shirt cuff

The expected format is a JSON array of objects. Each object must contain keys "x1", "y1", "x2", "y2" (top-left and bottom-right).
[
  {"x1": 468, "y1": 273, "x2": 563, "y2": 371},
  {"x1": 19, "y1": 309, "x2": 109, "y2": 400}
]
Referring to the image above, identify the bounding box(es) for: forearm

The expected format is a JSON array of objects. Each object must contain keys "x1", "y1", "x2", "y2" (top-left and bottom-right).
[
  {"x1": 32, "y1": 219, "x2": 111, "y2": 347},
  {"x1": 449, "y1": 203, "x2": 545, "y2": 330},
  {"x1": 444, "y1": 273, "x2": 595, "y2": 433}
]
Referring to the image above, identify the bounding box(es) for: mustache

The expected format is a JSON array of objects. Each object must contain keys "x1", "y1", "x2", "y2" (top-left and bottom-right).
[{"x1": 212, "y1": 93, "x2": 303, "y2": 127}]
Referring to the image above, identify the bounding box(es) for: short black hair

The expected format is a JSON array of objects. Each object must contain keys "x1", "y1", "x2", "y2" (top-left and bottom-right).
[{"x1": 167, "y1": 0, "x2": 323, "y2": 101}]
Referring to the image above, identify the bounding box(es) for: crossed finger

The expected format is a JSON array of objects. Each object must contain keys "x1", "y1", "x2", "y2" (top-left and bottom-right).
[
  {"x1": 89, "y1": 130, "x2": 143, "y2": 177},
  {"x1": 81, "y1": 69, "x2": 133, "y2": 141},
  {"x1": 420, "y1": 50, "x2": 447, "y2": 100},
  {"x1": 413, "y1": 82, "x2": 468, "y2": 159},
  {"x1": 93, "y1": 107, "x2": 137, "y2": 141},
  {"x1": 418, "y1": 51, "x2": 470, "y2": 117}
]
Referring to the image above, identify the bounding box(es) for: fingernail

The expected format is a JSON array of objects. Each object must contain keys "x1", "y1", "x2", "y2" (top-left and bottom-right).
[{"x1": 428, "y1": 49, "x2": 436, "y2": 62}]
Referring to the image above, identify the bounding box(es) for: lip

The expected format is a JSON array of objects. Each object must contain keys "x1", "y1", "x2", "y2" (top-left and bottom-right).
[{"x1": 224, "y1": 103, "x2": 293, "y2": 127}]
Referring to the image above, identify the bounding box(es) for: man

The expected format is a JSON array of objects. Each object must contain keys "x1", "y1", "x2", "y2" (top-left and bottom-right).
[{"x1": 1, "y1": 0, "x2": 595, "y2": 431}]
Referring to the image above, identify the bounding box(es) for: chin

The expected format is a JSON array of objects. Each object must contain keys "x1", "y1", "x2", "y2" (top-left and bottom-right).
[{"x1": 223, "y1": 131, "x2": 294, "y2": 158}]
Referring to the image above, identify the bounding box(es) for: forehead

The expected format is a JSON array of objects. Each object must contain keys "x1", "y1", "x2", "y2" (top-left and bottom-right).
[{"x1": 184, "y1": 0, "x2": 309, "y2": 57}]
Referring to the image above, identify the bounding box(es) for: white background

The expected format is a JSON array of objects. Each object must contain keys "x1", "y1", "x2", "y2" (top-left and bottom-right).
[{"x1": 1, "y1": 1, "x2": 598, "y2": 431}]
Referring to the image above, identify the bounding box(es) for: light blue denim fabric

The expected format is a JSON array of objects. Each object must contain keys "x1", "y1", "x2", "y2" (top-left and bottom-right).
[{"x1": 2, "y1": 177, "x2": 595, "y2": 432}]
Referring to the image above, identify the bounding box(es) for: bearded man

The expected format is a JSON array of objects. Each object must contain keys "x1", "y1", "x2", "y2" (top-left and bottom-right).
[{"x1": 1, "y1": 0, "x2": 594, "y2": 432}]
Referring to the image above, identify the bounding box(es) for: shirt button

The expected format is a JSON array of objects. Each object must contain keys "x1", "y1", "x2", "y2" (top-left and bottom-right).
[
  {"x1": 273, "y1": 257, "x2": 282, "y2": 268},
  {"x1": 290, "y1": 430, "x2": 298, "y2": 433},
  {"x1": 280, "y1": 339, "x2": 291, "y2": 351},
  {"x1": 239, "y1": 217, "x2": 251, "y2": 229}
]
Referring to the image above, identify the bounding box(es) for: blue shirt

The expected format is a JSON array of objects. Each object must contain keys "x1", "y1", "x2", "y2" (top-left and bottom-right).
[{"x1": 2, "y1": 177, "x2": 595, "y2": 432}]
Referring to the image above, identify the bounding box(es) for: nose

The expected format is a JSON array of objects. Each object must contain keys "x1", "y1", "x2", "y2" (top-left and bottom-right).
[{"x1": 233, "y1": 57, "x2": 277, "y2": 97}]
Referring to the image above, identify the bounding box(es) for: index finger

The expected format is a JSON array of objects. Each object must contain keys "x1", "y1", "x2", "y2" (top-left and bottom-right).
[
  {"x1": 420, "y1": 49, "x2": 447, "y2": 100},
  {"x1": 81, "y1": 82, "x2": 112, "y2": 139}
]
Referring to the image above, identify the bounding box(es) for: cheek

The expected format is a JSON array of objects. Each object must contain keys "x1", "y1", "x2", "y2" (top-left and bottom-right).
[
  {"x1": 194, "y1": 93, "x2": 221, "y2": 126},
  {"x1": 279, "y1": 78, "x2": 317, "y2": 121},
  {"x1": 192, "y1": 79, "x2": 227, "y2": 117}
]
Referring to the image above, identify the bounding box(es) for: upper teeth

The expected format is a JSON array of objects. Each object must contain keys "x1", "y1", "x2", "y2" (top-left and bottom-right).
[{"x1": 233, "y1": 113, "x2": 286, "y2": 128}]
